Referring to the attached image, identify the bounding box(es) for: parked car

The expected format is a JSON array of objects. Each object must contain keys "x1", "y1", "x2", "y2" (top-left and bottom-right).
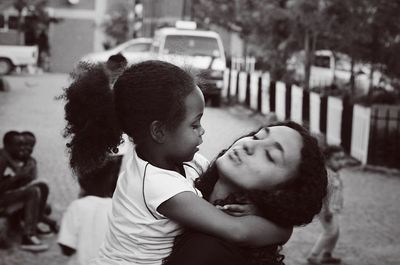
[
  {"x1": 288, "y1": 50, "x2": 393, "y2": 93},
  {"x1": 0, "y1": 45, "x2": 38, "y2": 75},
  {"x1": 80, "y1": 38, "x2": 152, "y2": 65},
  {"x1": 151, "y1": 21, "x2": 227, "y2": 106}
]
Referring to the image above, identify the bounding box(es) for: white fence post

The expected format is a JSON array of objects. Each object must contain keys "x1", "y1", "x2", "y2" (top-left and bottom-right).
[
  {"x1": 238, "y1": 72, "x2": 248, "y2": 103},
  {"x1": 229, "y1": 70, "x2": 238, "y2": 98},
  {"x1": 222, "y1": 69, "x2": 230, "y2": 98},
  {"x1": 290, "y1": 85, "x2": 303, "y2": 124},
  {"x1": 275, "y1": 81, "x2": 286, "y2": 121},
  {"x1": 260, "y1": 72, "x2": 270, "y2": 115},
  {"x1": 250, "y1": 72, "x2": 260, "y2": 110},
  {"x1": 351, "y1": 104, "x2": 371, "y2": 164},
  {"x1": 326, "y1": 96, "x2": 343, "y2": 145},
  {"x1": 309, "y1": 92, "x2": 321, "y2": 134}
]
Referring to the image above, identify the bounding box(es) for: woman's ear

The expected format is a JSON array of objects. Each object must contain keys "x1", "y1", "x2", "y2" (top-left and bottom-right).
[{"x1": 150, "y1": 120, "x2": 166, "y2": 143}]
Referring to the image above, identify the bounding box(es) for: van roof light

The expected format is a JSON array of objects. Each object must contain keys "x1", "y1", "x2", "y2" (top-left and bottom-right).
[{"x1": 175, "y1": 21, "x2": 197, "y2": 30}]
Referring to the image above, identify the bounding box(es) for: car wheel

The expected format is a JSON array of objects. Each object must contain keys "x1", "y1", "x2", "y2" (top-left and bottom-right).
[{"x1": 0, "y1": 58, "x2": 13, "y2": 75}]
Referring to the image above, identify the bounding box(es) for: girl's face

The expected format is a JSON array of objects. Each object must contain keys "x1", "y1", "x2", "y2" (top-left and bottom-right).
[
  {"x1": 216, "y1": 126, "x2": 303, "y2": 191},
  {"x1": 164, "y1": 85, "x2": 205, "y2": 163}
]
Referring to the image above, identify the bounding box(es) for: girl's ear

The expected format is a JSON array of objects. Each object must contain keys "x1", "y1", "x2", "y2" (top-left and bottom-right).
[{"x1": 150, "y1": 120, "x2": 166, "y2": 143}]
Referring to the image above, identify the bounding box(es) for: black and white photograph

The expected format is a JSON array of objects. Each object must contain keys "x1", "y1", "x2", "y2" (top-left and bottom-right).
[{"x1": 0, "y1": 1, "x2": 399, "y2": 265}]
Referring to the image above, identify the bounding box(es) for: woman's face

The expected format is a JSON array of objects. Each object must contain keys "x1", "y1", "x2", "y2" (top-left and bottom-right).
[{"x1": 216, "y1": 125, "x2": 303, "y2": 191}]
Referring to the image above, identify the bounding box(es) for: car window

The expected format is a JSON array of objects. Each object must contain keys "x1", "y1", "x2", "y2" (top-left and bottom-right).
[
  {"x1": 335, "y1": 56, "x2": 351, "y2": 72},
  {"x1": 162, "y1": 35, "x2": 221, "y2": 57},
  {"x1": 124, "y1": 43, "x2": 151, "y2": 52},
  {"x1": 313, "y1": 55, "x2": 331, "y2": 68}
]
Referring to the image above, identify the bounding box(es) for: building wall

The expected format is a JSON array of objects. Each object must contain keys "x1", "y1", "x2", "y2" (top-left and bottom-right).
[
  {"x1": 49, "y1": 18, "x2": 94, "y2": 73},
  {"x1": 46, "y1": 0, "x2": 106, "y2": 73}
]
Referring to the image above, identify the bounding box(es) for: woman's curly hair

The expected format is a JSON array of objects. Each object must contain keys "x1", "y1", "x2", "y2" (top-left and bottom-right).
[
  {"x1": 188, "y1": 120, "x2": 328, "y2": 265},
  {"x1": 61, "y1": 62, "x2": 122, "y2": 177}
]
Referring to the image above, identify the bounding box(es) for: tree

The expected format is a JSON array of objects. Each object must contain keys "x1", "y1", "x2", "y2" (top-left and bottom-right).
[
  {"x1": 193, "y1": 0, "x2": 298, "y2": 81},
  {"x1": 193, "y1": 0, "x2": 400, "y2": 90}
]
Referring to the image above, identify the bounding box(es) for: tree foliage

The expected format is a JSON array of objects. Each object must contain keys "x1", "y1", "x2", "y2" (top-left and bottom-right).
[{"x1": 193, "y1": 0, "x2": 400, "y2": 88}]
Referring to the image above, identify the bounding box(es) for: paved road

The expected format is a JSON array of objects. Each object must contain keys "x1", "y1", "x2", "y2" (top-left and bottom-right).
[{"x1": 0, "y1": 74, "x2": 399, "y2": 265}]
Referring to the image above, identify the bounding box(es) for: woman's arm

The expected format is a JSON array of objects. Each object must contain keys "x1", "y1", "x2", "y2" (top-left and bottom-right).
[{"x1": 158, "y1": 192, "x2": 292, "y2": 247}]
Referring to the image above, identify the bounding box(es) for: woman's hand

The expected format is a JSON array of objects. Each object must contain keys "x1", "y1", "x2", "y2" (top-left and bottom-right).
[{"x1": 216, "y1": 204, "x2": 260, "y2": 217}]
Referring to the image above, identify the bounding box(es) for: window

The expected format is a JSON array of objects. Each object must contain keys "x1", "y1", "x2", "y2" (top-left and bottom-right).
[
  {"x1": 313, "y1": 55, "x2": 331, "y2": 68},
  {"x1": 163, "y1": 35, "x2": 220, "y2": 57},
  {"x1": 8, "y1": 16, "x2": 18, "y2": 30},
  {"x1": 124, "y1": 43, "x2": 151, "y2": 52},
  {"x1": 0, "y1": 15, "x2": 5, "y2": 29}
]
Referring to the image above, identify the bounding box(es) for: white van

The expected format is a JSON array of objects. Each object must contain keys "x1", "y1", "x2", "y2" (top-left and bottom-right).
[{"x1": 151, "y1": 21, "x2": 226, "y2": 106}]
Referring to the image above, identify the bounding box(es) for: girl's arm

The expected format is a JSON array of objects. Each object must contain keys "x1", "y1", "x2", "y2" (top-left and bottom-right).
[{"x1": 158, "y1": 191, "x2": 292, "y2": 247}]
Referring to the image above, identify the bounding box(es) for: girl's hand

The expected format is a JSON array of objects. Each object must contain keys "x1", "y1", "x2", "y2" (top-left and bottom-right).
[{"x1": 216, "y1": 204, "x2": 260, "y2": 217}]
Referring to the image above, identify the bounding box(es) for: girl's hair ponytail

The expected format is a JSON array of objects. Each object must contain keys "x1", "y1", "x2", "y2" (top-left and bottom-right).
[{"x1": 62, "y1": 62, "x2": 122, "y2": 177}]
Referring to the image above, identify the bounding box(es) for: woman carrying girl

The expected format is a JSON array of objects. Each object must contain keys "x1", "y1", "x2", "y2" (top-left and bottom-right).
[
  {"x1": 62, "y1": 60, "x2": 326, "y2": 265},
  {"x1": 164, "y1": 121, "x2": 328, "y2": 265}
]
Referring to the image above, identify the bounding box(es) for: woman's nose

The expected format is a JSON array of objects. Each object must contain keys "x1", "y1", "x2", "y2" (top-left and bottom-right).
[
  {"x1": 199, "y1": 126, "x2": 205, "y2": 136},
  {"x1": 242, "y1": 141, "x2": 255, "y2": 155}
]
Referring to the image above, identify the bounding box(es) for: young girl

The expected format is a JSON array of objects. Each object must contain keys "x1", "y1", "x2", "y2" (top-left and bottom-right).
[
  {"x1": 62, "y1": 60, "x2": 292, "y2": 265},
  {"x1": 307, "y1": 145, "x2": 345, "y2": 265},
  {"x1": 58, "y1": 155, "x2": 122, "y2": 265}
]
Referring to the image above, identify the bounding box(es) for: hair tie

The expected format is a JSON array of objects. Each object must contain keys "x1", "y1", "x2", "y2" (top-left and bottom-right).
[{"x1": 111, "y1": 147, "x2": 119, "y2": 154}]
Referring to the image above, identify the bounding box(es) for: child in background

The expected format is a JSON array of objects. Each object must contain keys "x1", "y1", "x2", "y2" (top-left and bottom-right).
[
  {"x1": 307, "y1": 145, "x2": 345, "y2": 264},
  {"x1": 62, "y1": 60, "x2": 290, "y2": 265},
  {"x1": 20, "y1": 131, "x2": 59, "y2": 234},
  {"x1": 0, "y1": 131, "x2": 48, "y2": 252},
  {"x1": 58, "y1": 155, "x2": 122, "y2": 265}
]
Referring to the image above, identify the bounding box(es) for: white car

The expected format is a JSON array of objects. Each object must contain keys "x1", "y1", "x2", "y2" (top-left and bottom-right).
[
  {"x1": 151, "y1": 21, "x2": 227, "y2": 106},
  {"x1": 0, "y1": 45, "x2": 38, "y2": 75},
  {"x1": 80, "y1": 38, "x2": 152, "y2": 65}
]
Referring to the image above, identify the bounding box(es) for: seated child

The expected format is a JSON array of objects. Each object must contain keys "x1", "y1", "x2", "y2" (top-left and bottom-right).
[
  {"x1": 58, "y1": 155, "x2": 122, "y2": 265},
  {"x1": 19, "y1": 131, "x2": 59, "y2": 234},
  {"x1": 0, "y1": 131, "x2": 48, "y2": 252}
]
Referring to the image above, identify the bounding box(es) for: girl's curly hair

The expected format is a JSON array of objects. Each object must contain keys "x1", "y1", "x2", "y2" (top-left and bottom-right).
[
  {"x1": 187, "y1": 120, "x2": 328, "y2": 265},
  {"x1": 61, "y1": 60, "x2": 196, "y2": 178},
  {"x1": 61, "y1": 62, "x2": 122, "y2": 177}
]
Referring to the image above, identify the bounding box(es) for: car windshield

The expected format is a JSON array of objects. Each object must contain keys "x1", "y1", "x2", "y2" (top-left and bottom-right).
[
  {"x1": 163, "y1": 35, "x2": 221, "y2": 57},
  {"x1": 313, "y1": 55, "x2": 331, "y2": 68}
]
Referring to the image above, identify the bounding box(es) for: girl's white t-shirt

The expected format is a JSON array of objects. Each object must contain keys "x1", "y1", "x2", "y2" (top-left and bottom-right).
[
  {"x1": 58, "y1": 196, "x2": 112, "y2": 265},
  {"x1": 92, "y1": 145, "x2": 209, "y2": 265}
]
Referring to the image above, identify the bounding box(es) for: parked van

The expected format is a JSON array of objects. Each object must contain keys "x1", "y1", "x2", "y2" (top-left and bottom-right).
[
  {"x1": 151, "y1": 21, "x2": 226, "y2": 106},
  {"x1": 288, "y1": 50, "x2": 389, "y2": 93}
]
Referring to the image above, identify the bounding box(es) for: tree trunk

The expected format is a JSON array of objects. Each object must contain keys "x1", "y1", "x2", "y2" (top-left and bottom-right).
[
  {"x1": 17, "y1": 10, "x2": 24, "y2": 45},
  {"x1": 332, "y1": 51, "x2": 337, "y2": 86},
  {"x1": 368, "y1": 64, "x2": 375, "y2": 96},
  {"x1": 304, "y1": 29, "x2": 311, "y2": 90},
  {"x1": 304, "y1": 29, "x2": 317, "y2": 90},
  {"x1": 349, "y1": 57, "x2": 355, "y2": 95}
]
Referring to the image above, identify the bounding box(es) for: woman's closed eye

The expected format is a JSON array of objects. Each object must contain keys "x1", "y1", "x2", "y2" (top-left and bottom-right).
[{"x1": 265, "y1": 150, "x2": 275, "y2": 163}]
